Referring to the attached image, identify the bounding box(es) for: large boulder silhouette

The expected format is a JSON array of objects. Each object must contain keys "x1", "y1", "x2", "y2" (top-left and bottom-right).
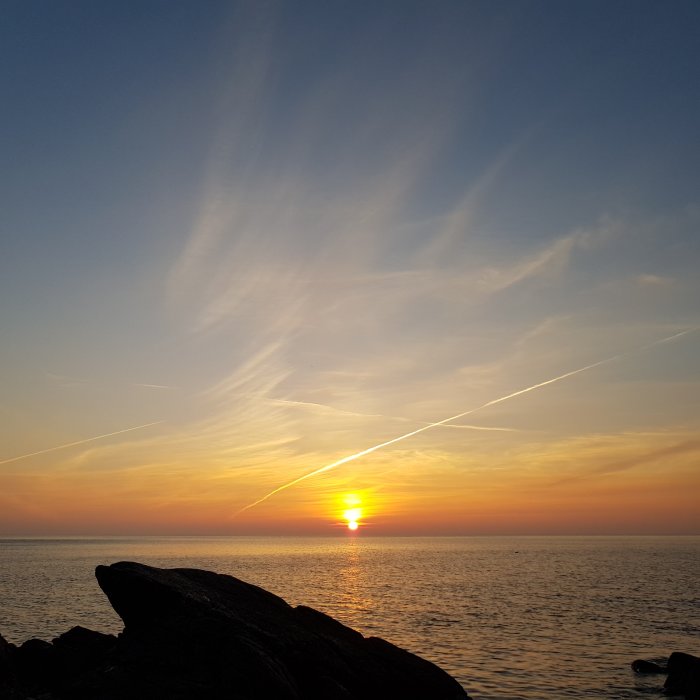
[{"x1": 0, "y1": 561, "x2": 471, "y2": 699}]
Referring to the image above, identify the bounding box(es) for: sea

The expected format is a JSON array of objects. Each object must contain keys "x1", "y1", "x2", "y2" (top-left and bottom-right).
[{"x1": 1, "y1": 536, "x2": 698, "y2": 699}]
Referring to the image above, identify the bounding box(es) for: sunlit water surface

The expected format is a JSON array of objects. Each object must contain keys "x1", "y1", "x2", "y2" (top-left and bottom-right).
[{"x1": 1, "y1": 536, "x2": 698, "y2": 699}]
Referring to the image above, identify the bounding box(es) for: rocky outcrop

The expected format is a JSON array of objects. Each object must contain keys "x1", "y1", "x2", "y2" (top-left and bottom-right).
[
  {"x1": 665, "y1": 652, "x2": 700, "y2": 700},
  {"x1": 0, "y1": 561, "x2": 471, "y2": 699},
  {"x1": 632, "y1": 653, "x2": 700, "y2": 700}
]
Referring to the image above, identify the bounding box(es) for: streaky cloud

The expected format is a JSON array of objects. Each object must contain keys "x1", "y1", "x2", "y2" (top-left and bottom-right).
[
  {"x1": 233, "y1": 327, "x2": 698, "y2": 516},
  {"x1": 553, "y1": 438, "x2": 700, "y2": 485},
  {"x1": 442, "y1": 423, "x2": 518, "y2": 432},
  {"x1": 264, "y1": 396, "x2": 518, "y2": 432},
  {"x1": 133, "y1": 384, "x2": 177, "y2": 390}
]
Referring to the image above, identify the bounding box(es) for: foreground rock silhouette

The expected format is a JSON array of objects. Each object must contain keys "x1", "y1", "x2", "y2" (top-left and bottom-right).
[
  {"x1": 0, "y1": 561, "x2": 471, "y2": 699},
  {"x1": 632, "y1": 652, "x2": 700, "y2": 700},
  {"x1": 664, "y1": 653, "x2": 700, "y2": 700}
]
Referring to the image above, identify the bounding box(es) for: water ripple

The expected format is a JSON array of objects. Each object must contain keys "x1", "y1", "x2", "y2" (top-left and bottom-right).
[{"x1": 1, "y1": 535, "x2": 698, "y2": 699}]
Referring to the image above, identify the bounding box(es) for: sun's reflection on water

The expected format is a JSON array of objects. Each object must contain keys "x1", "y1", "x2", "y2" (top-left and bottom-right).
[{"x1": 335, "y1": 538, "x2": 375, "y2": 633}]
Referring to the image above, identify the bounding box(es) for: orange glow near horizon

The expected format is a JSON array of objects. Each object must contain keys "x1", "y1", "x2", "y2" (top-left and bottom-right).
[{"x1": 2, "y1": 427, "x2": 700, "y2": 535}]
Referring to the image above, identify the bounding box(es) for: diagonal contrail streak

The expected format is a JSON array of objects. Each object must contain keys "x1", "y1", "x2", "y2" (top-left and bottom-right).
[
  {"x1": 0, "y1": 421, "x2": 164, "y2": 466},
  {"x1": 234, "y1": 328, "x2": 697, "y2": 516}
]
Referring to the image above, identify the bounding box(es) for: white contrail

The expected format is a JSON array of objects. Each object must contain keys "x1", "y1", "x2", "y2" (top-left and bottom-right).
[
  {"x1": 234, "y1": 327, "x2": 697, "y2": 516},
  {"x1": 0, "y1": 421, "x2": 164, "y2": 466}
]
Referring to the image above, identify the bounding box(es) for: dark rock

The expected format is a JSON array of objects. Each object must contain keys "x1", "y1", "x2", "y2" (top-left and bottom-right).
[
  {"x1": 50, "y1": 626, "x2": 117, "y2": 695},
  {"x1": 632, "y1": 658, "x2": 667, "y2": 674},
  {"x1": 15, "y1": 638, "x2": 58, "y2": 689},
  {"x1": 0, "y1": 633, "x2": 22, "y2": 700},
  {"x1": 0, "y1": 632, "x2": 14, "y2": 671},
  {"x1": 0, "y1": 561, "x2": 471, "y2": 700},
  {"x1": 95, "y1": 561, "x2": 471, "y2": 699},
  {"x1": 665, "y1": 652, "x2": 700, "y2": 700}
]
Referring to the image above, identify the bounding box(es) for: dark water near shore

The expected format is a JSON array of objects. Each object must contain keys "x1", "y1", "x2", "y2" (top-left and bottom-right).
[{"x1": 1, "y1": 536, "x2": 698, "y2": 699}]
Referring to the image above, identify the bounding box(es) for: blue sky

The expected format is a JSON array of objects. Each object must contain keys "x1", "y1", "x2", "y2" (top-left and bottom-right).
[{"x1": 1, "y1": 1, "x2": 699, "y2": 534}]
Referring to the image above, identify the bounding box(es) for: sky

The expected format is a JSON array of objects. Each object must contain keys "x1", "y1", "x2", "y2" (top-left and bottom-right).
[{"x1": 1, "y1": 0, "x2": 699, "y2": 535}]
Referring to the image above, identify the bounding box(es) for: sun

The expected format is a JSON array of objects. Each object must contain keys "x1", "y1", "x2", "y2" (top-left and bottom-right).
[
  {"x1": 343, "y1": 507, "x2": 362, "y2": 530},
  {"x1": 341, "y1": 494, "x2": 363, "y2": 531}
]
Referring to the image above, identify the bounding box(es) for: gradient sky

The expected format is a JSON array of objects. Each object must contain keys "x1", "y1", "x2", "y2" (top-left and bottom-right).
[{"x1": 2, "y1": 0, "x2": 699, "y2": 535}]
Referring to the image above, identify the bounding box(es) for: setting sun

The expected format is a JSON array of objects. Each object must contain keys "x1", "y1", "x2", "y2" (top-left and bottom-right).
[
  {"x1": 341, "y1": 494, "x2": 363, "y2": 531},
  {"x1": 343, "y1": 508, "x2": 362, "y2": 531}
]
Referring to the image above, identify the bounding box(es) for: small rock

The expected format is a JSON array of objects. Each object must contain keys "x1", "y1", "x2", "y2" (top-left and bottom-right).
[{"x1": 632, "y1": 659, "x2": 667, "y2": 674}]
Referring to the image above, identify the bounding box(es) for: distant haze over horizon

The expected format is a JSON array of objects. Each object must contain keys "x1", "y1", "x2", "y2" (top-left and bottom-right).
[{"x1": 1, "y1": 1, "x2": 699, "y2": 536}]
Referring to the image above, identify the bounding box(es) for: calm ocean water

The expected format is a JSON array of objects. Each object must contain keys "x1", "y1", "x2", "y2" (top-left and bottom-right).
[{"x1": 0, "y1": 536, "x2": 698, "y2": 699}]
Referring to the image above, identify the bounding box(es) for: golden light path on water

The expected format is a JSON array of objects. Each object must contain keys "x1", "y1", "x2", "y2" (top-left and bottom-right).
[{"x1": 233, "y1": 328, "x2": 697, "y2": 517}]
